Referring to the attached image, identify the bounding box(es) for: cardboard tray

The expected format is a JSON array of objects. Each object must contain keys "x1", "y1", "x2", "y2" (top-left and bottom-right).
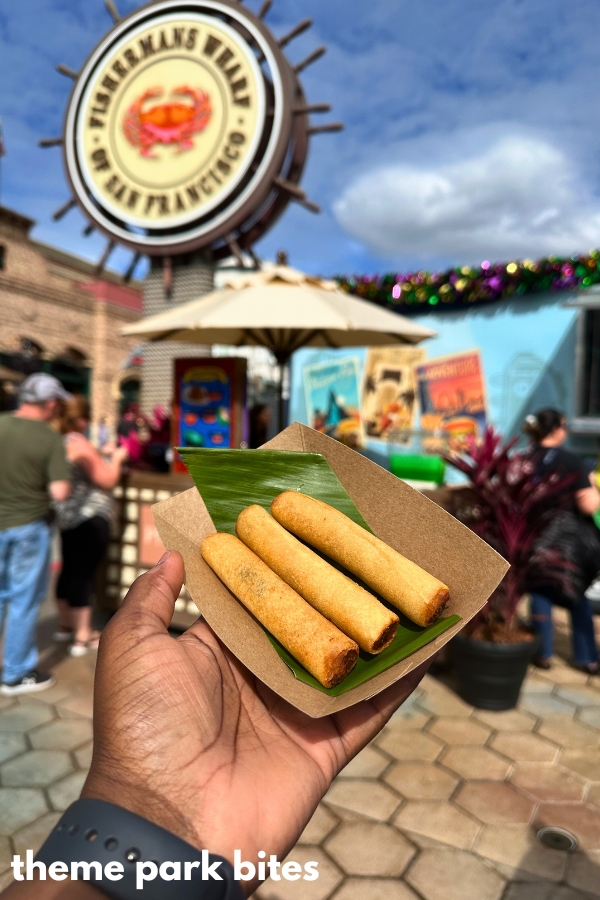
[{"x1": 152, "y1": 423, "x2": 508, "y2": 717}]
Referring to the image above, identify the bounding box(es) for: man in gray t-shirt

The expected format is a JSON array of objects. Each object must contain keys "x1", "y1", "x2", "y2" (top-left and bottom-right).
[{"x1": 0, "y1": 374, "x2": 72, "y2": 695}]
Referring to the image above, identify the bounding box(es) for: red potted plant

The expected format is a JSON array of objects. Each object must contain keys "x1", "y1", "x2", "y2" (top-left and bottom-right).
[{"x1": 444, "y1": 428, "x2": 572, "y2": 709}]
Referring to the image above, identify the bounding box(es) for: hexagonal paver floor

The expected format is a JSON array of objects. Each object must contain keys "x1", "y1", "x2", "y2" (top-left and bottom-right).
[
  {"x1": 394, "y1": 801, "x2": 480, "y2": 850},
  {"x1": 325, "y1": 779, "x2": 400, "y2": 821},
  {"x1": 28, "y1": 717, "x2": 92, "y2": 751},
  {"x1": 535, "y1": 804, "x2": 600, "y2": 850},
  {"x1": 0, "y1": 703, "x2": 54, "y2": 733},
  {"x1": 441, "y1": 745, "x2": 511, "y2": 781},
  {"x1": 258, "y1": 848, "x2": 342, "y2": 900},
  {"x1": 407, "y1": 848, "x2": 505, "y2": 900},
  {"x1": 0, "y1": 788, "x2": 48, "y2": 836},
  {"x1": 455, "y1": 781, "x2": 536, "y2": 824},
  {"x1": 1, "y1": 750, "x2": 72, "y2": 787},
  {"x1": 384, "y1": 762, "x2": 458, "y2": 801},
  {"x1": 325, "y1": 822, "x2": 415, "y2": 877},
  {"x1": 5, "y1": 594, "x2": 600, "y2": 900},
  {"x1": 0, "y1": 733, "x2": 27, "y2": 764},
  {"x1": 489, "y1": 731, "x2": 558, "y2": 762}
]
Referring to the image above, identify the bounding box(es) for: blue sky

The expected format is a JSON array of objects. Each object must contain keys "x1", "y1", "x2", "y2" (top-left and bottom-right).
[{"x1": 3, "y1": 0, "x2": 600, "y2": 277}]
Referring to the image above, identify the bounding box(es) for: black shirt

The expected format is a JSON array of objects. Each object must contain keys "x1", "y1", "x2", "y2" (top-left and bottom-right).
[{"x1": 531, "y1": 445, "x2": 590, "y2": 510}]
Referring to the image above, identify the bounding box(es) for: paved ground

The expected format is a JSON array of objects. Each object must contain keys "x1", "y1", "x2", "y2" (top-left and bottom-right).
[{"x1": 1, "y1": 604, "x2": 600, "y2": 899}]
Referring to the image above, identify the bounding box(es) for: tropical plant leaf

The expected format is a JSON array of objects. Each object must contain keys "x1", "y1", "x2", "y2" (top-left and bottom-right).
[{"x1": 179, "y1": 447, "x2": 459, "y2": 693}]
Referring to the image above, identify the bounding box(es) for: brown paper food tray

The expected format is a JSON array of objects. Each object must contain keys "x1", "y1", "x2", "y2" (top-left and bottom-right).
[{"x1": 152, "y1": 423, "x2": 508, "y2": 717}]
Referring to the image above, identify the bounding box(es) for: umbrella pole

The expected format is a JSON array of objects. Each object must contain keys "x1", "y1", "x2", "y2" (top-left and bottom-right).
[{"x1": 277, "y1": 358, "x2": 287, "y2": 432}]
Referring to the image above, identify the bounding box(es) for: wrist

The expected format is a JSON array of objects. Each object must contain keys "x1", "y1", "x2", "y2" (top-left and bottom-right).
[
  {"x1": 33, "y1": 799, "x2": 243, "y2": 900},
  {"x1": 81, "y1": 772, "x2": 200, "y2": 853}
]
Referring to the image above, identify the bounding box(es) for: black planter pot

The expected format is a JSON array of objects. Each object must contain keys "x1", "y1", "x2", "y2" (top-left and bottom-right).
[{"x1": 450, "y1": 632, "x2": 541, "y2": 711}]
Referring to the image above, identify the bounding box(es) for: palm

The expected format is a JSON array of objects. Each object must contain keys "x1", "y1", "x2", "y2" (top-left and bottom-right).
[{"x1": 84, "y1": 553, "x2": 426, "y2": 888}]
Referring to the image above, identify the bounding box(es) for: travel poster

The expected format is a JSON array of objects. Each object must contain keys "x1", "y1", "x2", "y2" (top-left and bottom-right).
[
  {"x1": 415, "y1": 350, "x2": 487, "y2": 451},
  {"x1": 361, "y1": 346, "x2": 426, "y2": 441},
  {"x1": 303, "y1": 357, "x2": 363, "y2": 447}
]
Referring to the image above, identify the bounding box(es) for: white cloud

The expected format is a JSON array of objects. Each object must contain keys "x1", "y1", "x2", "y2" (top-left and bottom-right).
[{"x1": 333, "y1": 135, "x2": 600, "y2": 263}]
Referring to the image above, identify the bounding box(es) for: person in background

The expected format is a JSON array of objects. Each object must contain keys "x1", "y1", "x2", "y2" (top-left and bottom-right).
[
  {"x1": 53, "y1": 396, "x2": 128, "y2": 655},
  {"x1": 524, "y1": 408, "x2": 600, "y2": 673},
  {"x1": 117, "y1": 402, "x2": 145, "y2": 466},
  {"x1": 97, "y1": 416, "x2": 109, "y2": 449},
  {"x1": 0, "y1": 374, "x2": 72, "y2": 695},
  {"x1": 249, "y1": 402, "x2": 271, "y2": 448}
]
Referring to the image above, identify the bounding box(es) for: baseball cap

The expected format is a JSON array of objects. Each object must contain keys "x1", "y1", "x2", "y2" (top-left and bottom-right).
[{"x1": 19, "y1": 373, "x2": 72, "y2": 404}]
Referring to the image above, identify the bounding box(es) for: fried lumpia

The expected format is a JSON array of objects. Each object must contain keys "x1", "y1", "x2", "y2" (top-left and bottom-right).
[
  {"x1": 201, "y1": 532, "x2": 359, "y2": 688},
  {"x1": 236, "y1": 505, "x2": 399, "y2": 653},
  {"x1": 271, "y1": 492, "x2": 449, "y2": 627}
]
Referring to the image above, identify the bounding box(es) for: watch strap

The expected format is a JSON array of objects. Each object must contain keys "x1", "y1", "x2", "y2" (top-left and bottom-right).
[{"x1": 35, "y1": 798, "x2": 244, "y2": 900}]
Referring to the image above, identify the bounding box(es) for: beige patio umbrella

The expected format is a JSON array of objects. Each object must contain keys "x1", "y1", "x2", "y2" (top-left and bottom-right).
[{"x1": 123, "y1": 265, "x2": 435, "y2": 427}]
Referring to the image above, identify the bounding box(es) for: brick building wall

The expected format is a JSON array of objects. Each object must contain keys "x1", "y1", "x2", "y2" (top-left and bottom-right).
[{"x1": 0, "y1": 205, "x2": 142, "y2": 427}]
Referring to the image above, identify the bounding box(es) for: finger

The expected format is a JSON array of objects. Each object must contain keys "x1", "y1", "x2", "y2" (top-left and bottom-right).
[{"x1": 118, "y1": 550, "x2": 185, "y2": 633}]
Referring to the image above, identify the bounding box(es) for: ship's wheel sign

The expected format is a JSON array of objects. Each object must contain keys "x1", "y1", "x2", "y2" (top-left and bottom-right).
[{"x1": 42, "y1": 0, "x2": 343, "y2": 273}]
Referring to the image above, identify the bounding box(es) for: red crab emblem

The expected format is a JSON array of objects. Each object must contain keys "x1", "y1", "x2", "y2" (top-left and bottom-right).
[{"x1": 122, "y1": 86, "x2": 212, "y2": 158}]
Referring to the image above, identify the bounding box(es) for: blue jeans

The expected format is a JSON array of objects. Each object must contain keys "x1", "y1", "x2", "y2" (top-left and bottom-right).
[
  {"x1": 0, "y1": 520, "x2": 51, "y2": 683},
  {"x1": 531, "y1": 592, "x2": 599, "y2": 666}
]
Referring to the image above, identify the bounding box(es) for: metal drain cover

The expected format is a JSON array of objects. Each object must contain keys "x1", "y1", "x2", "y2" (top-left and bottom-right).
[{"x1": 537, "y1": 826, "x2": 578, "y2": 852}]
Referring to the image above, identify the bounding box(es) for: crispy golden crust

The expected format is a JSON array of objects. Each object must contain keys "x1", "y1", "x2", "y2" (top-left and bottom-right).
[
  {"x1": 271, "y1": 491, "x2": 450, "y2": 628},
  {"x1": 201, "y1": 532, "x2": 358, "y2": 688},
  {"x1": 423, "y1": 586, "x2": 450, "y2": 626},
  {"x1": 236, "y1": 505, "x2": 398, "y2": 653}
]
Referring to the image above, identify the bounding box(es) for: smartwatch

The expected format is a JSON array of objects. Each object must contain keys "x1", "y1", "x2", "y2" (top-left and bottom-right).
[{"x1": 35, "y1": 799, "x2": 244, "y2": 900}]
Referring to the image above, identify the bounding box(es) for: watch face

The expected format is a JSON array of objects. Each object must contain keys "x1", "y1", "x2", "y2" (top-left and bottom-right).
[{"x1": 64, "y1": 0, "x2": 292, "y2": 253}]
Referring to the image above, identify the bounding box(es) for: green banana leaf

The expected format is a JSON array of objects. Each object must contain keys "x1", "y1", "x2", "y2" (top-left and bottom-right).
[
  {"x1": 179, "y1": 449, "x2": 372, "y2": 533},
  {"x1": 178, "y1": 447, "x2": 459, "y2": 695}
]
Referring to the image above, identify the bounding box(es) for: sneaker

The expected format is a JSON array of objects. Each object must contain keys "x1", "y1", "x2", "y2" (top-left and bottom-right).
[
  {"x1": 0, "y1": 670, "x2": 56, "y2": 695},
  {"x1": 52, "y1": 628, "x2": 73, "y2": 643},
  {"x1": 69, "y1": 637, "x2": 100, "y2": 657}
]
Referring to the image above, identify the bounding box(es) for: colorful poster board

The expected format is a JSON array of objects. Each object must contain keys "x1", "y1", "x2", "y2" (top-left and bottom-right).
[
  {"x1": 361, "y1": 346, "x2": 426, "y2": 441},
  {"x1": 303, "y1": 357, "x2": 363, "y2": 448},
  {"x1": 173, "y1": 358, "x2": 247, "y2": 472},
  {"x1": 415, "y1": 350, "x2": 487, "y2": 451}
]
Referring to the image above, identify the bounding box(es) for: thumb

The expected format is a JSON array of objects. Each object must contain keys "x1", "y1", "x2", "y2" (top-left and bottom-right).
[{"x1": 117, "y1": 550, "x2": 186, "y2": 634}]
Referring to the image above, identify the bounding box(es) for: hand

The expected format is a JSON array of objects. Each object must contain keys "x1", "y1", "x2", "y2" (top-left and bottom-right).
[
  {"x1": 112, "y1": 445, "x2": 129, "y2": 465},
  {"x1": 99, "y1": 440, "x2": 117, "y2": 456},
  {"x1": 83, "y1": 551, "x2": 428, "y2": 895}
]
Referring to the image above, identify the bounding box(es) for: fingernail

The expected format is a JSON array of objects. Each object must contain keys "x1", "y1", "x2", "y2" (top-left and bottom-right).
[{"x1": 156, "y1": 551, "x2": 170, "y2": 566}]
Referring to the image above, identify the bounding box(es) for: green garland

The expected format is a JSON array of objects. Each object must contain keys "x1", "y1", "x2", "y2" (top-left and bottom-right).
[{"x1": 336, "y1": 251, "x2": 600, "y2": 315}]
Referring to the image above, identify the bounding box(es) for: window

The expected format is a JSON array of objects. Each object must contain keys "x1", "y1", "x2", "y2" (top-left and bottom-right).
[
  {"x1": 573, "y1": 307, "x2": 600, "y2": 431},
  {"x1": 0, "y1": 245, "x2": 5, "y2": 269},
  {"x1": 0, "y1": 337, "x2": 45, "y2": 379},
  {"x1": 19, "y1": 337, "x2": 43, "y2": 358},
  {"x1": 579, "y1": 310, "x2": 600, "y2": 416},
  {"x1": 59, "y1": 347, "x2": 88, "y2": 365}
]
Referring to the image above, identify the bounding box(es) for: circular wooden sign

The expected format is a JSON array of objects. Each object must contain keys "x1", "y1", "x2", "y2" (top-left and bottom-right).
[{"x1": 63, "y1": 0, "x2": 297, "y2": 255}]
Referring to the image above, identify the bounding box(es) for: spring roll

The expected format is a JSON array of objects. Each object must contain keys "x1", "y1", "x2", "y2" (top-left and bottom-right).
[
  {"x1": 271, "y1": 492, "x2": 449, "y2": 627},
  {"x1": 236, "y1": 505, "x2": 399, "y2": 653},
  {"x1": 201, "y1": 532, "x2": 359, "y2": 688}
]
